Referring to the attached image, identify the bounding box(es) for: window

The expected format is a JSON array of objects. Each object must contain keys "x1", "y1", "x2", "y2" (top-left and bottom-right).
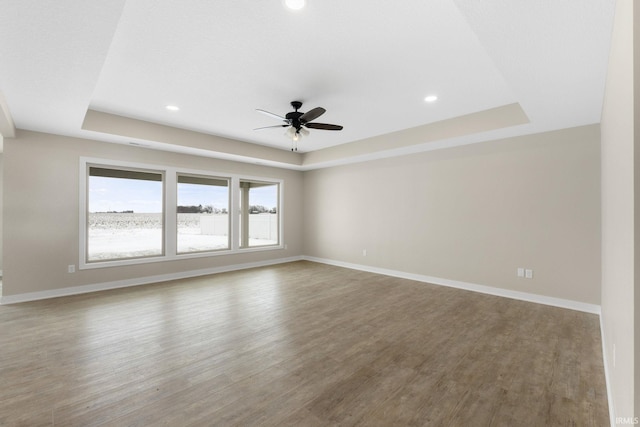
[
  {"x1": 81, "y1": 158, "x2": 283, "y2": 269},
  {"x1": 87, "y1": 166, "x2": 164, "y2": 262},
  {"x1": 239, "y1": 180, "x2": 280, "y2": 248},
  {"x1": 177, "y1": 174, "x2": 230, "y2": 253}
]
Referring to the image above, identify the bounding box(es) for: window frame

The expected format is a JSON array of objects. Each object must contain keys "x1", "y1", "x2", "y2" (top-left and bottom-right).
[
  {"x1": 239, "y1": 179, "x2": 281, "y2": 249},
  {"x1": 176, "y1": 173, "x2": 231, "y2": 255},
  {"x1": 83, "y1": 162, "x2": 166, "y2": 265},
  {"x1": 79, "y1": 157, "x2": 284, "y2": 270}
]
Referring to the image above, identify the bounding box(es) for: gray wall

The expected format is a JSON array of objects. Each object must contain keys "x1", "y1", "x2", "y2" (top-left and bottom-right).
[
  {"x1": 2, "y1": 130, "x2": 304, "y2": 296},
  {"x1": 303, "y1": 125, "x2": 601, "y2": 305}
]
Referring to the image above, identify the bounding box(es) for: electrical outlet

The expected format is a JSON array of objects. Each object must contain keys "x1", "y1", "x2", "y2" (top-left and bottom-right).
[
  {"x1": 525, "y1": 269, "x2": 533, "y2": 279},
  {"x1": 517, "y1": 268, "x2": 525, "y2": 278},
  {"x1": 68, "y1": 264, "x2": 75, "y2": 273},
  {"x1": 362, "y1": 249, "x2": 367, "y2": 257}
]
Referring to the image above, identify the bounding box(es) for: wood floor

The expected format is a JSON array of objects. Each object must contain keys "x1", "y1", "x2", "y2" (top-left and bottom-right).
[{"x1": 0, "y1": 261, "x2": 609, "y2": 426}]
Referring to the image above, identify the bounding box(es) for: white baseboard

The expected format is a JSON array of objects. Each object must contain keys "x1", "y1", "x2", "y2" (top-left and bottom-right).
[
  {"x1": 600, "y1": 315, "x2": 616, "y2": 427},
  {"x1": 2, "y1": 255, "x2": 601, "y2": 314},
  {"x1": 0, "y1": 256, "x2": 304, "y2": 305},
  {"x1": 303, "y1": 256, "x2": 602, "y2": 315},
  {"x1": 2, "y1": 255, "x2": 602, "y2": 315}
]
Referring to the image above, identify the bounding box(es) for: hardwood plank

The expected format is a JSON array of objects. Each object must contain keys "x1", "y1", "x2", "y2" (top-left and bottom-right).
[{"x1": 0, "y1": 261, "x2": 609, "y2": 426}]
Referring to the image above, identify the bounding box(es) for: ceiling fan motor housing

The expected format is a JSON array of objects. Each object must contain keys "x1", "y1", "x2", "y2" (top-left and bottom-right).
[
  {"x1": 286, "y1": 111, "x2": 304, "y2": 130},
  {"x1": 287, "y1": 101, "x2": 304, "y2": 131}
]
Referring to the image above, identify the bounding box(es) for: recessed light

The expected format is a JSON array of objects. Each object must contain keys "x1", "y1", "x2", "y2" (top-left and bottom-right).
[
  {"x1": 284, "y1": 0, "x2": 306, "y2": 10},
  {"x1": 165, "y1": 105, "x2": 180, "y2": 111},
  {"x1": 424, "y1": 95, "x2": 438, "y2": 103}
]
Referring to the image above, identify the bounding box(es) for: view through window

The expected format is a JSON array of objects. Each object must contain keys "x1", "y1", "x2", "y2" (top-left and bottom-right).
[
  {"x1": 83, "y1": 161, "x2": 282, "y2": 267},
  {"x1": 240, "y1": 180, "x2": 279, "y2": 248},
  {"x1": 87, "y1": 167, "x2": 164, "y2": 261},
  {"x1": 177, "y1": 175, "x2": 230, "y2": 253}
]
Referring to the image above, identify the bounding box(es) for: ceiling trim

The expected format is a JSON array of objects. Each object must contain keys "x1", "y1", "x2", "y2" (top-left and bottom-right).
[
  {"x1": 82, "y1": 109, "x2": 303, "y2": 168},
  {"x1": 302, "y1": 103, "x2": 529, "y2": 168},
  {"x1": 81, "y1": 104, "x2": 529, "y2": 171}
]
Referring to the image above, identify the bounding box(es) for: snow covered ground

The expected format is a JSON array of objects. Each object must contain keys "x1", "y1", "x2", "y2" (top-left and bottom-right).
[{"x1": 88, "y1": 213, "x2": 277, "y2": 260}]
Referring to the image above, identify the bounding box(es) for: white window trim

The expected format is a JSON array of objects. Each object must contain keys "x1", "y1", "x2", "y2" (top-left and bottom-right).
[
  {"x1": 176, "y1": 173, "x2": 232, "y2": 255},
  {"x1": 79, "y1": 157, "x2": 284, "y2": 270}
]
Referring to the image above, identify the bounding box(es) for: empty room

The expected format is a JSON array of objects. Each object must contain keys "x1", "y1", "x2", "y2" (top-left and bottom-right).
[{"x1": 0, "y1": 0, "x2": 637, "y2": 425}]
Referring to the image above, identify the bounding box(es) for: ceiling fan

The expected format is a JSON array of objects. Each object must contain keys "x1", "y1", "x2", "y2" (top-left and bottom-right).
[{"x1": 254, "y1": 101, "x2": 343, "y2": 151}]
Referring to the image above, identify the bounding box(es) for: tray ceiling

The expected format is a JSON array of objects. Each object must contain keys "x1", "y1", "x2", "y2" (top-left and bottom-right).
[{"x1": 0, "y1": 0, "x2": 615, "y2": 169}]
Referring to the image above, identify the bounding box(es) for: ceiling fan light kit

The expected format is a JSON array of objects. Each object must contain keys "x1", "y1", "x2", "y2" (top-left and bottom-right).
[{"x1": 255, "y1": 101, "x2": 343, "y2": 152}]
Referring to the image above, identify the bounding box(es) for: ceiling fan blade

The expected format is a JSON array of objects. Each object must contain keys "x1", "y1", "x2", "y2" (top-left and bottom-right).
[
  {"x1": 300, "y1": 107, "x2": 326, "y2": 123},
  {"x1": 256, "y1": 109, "x2": 287, "y2": 122},
  {"x1": 305, "y1": 122, "x2": 343, "y2": 131},
  {"x1": 254, "y1": 124, "x2": 289, "y2": 130}
]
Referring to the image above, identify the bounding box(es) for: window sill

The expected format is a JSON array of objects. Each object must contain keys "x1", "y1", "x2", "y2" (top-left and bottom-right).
[{"x1": 79, "y1": 244, "x2": 285, "y2": 270}]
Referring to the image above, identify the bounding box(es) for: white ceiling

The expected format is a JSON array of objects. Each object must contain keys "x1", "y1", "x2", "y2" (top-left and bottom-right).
[{"x1": 0, "y1": 0, "x2": 616, "y2": 168}]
